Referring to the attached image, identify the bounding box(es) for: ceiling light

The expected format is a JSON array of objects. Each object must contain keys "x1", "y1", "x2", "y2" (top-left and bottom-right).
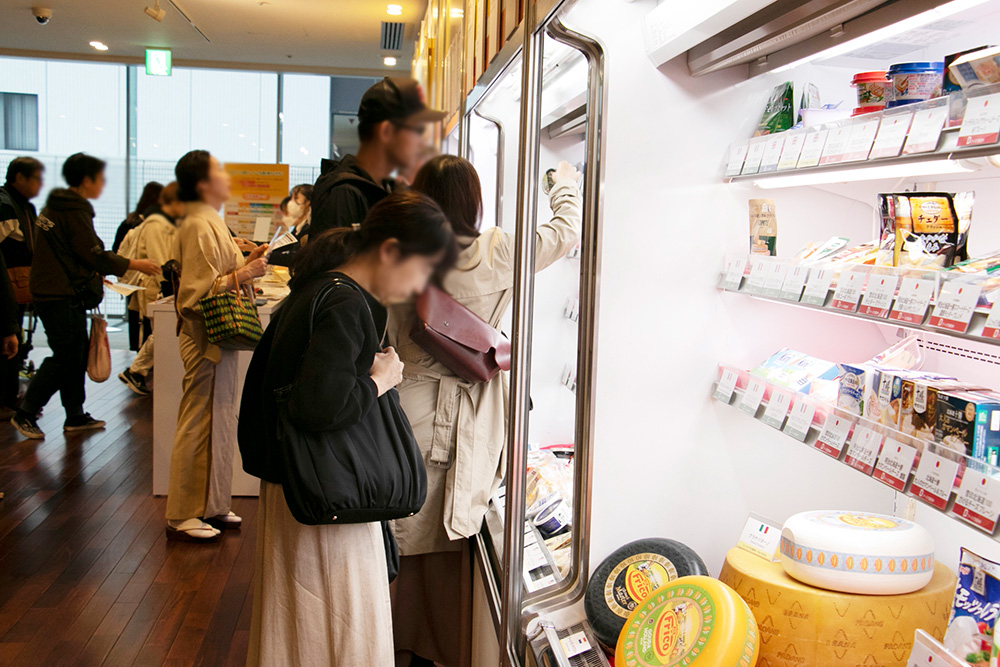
[
  {"x1": 89, "y1": 41, "x2": 109, "y2": 51},
  {"x1": 752, "y1": 159, "x2": 977, "y2": 189},
  {"x1": 144, "y1": 1, "x2": 165, "y2": 22},
  {"x1": 384, "y1": 56, "x2": 398, "y2": 67},
  {"x1": 387, "y1": 4, "x2": 402, "y2": 15}
]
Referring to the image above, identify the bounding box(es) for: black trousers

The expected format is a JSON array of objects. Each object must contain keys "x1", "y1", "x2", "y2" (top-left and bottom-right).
[
  {"x1": 0, "y1": 304, "x2": 26, "y2": 409},
  {"x1": 22, "y1": 299, "x2": 88, "y2": 417}
]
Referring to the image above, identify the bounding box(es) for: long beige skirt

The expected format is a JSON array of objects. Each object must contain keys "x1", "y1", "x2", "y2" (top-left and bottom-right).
[{"x1": 247, "y1": 481, "x2": 393, "y2": 667}]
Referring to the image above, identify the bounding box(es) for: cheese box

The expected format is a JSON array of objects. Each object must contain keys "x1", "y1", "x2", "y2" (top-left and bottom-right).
[
  {"x1": 972, "y1": 392, "x2": 1000, "y2": 465},
  {"x1": 901, "y1": 376, "x2": 963, "y2": 444},
  {"x1": 935, "y1": 390, "x2": 1000, "y2": 458},
  {"x1": 948, "y1": 46, "x2": 1000, "y2": 88},
  {"x1": 752, "y1": 349, "x2": 839, "y2": 395},
  {"x1": 778, "y1": 510, "x2": 936, "y2": 594},
  {"x1": 720, "y1": 547, "x2": 956, "y2": 667},
  {"x1": 838, "y1": 363, "x2": 871, "y2": 416}
]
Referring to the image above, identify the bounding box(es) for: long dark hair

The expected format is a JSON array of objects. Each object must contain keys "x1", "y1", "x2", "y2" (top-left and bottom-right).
[
  {"x1": 175, "y1": 150, "x2": 211, "y2": 202},
  {"x1": 127, "y1": 181, "x2": 164, "y2": 224},
  {"x1": 412, "y1": 155, "x2": 482, "y2": 239},
  {"x1": 289, "y1": 191, "x2": 456, "y2": 290}
]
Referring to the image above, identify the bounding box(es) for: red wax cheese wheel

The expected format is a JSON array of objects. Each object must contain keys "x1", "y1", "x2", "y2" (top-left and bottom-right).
[{"x1": 615, "y1": 575, "x2": 759, "y2": 667}]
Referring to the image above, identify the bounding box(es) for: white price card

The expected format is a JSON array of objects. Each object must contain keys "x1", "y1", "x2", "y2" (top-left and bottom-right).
[
  {"x1": 869, "y1": 112, "x2": 914, "y2": 159},
  {"x1": 957, "y1": 93, "x2": 1000, "y2": 147},
  {"x1": 951, "y1": 467, "x2": 1000, "y2": 533},
  {"x1": 762, "y1": 390, "x2": 792, "y2": 429},
  {"x1": 929, "y1": 281, "x2": 982, "y2": 334},
  {"x1": 759, "y1": 135, "x2": 786, "y2": 173},
  {"x1": 819, "y1": 125, "x2": 852, "y2": 165},
  {"x1": 745, "y1": 258, "x2": 769, "y2": 295},
  {"x1": 797, "y1": 130, "x2": 829, "y2": 168},
  {"x1": 719, "y1": 257, "x2": 747, "y2": 291},
  {"x1": 762, "y1": 261, "x2": 789, "y2": 298},
  {"x1": 801, "y1": 268, "x2": 834, "y2": 306},
  {"x1": 779, "y1": 265, "x2": 810, "y2": 302},
  {"x1": 902, "y1": 106, "x2": 949, "y2": 155},
  {"x1": 777, "y1": 133, "x2": 806, "y2": 170},
  {"x1": 524, "y1": 543, "x2": 548, "y2": 571},
  {"x1": 814, "y1": 415, "x2": 852, "y2": 458},
  {"x1": 983, "y1": 300, "x2": 1000, "y2": 340},
  {"x1": 907, "y1": 630, "x2": 969, "y2": 667},
  {"x1": 560, "y1": 632, "x2": 593, "y2": 659},
  {"x1": 724, "y1": 142, "x2": 750, "y2": 177},
  {"x1": 739, "y1": 378, "x2": 766, "y2": 417},
  {"x1": 843, "y1": 118, "x2": 881, "y2": 162},
  {"x1": 783, "y1": 401, "x2": 816, "y2": 442},
  {"x1": 741, "y1": 139, "x2": 768, "y2": 175},
  {"x1": 889, "y1": 277, "x2": 934, "y2": 324},
  {"x1": 736, "y1": 513, "x2": 783, "y2": 562},
  {"x1": 911, "y1": 451, "x2": 961, "y2": 510},
  {"x1": 873, "y1": 439, "x2": 918, "y2": 491},
  {"x1": 713, "y1": 367, "x2": 739, "y2": 403},
  {"x1": 844, "y1": 425, "x2": 883, "y2": 475},
  {"x1": 858, "y1": 274, "x2": 899, "y2": 319},
  {"x1": 830, "y1": 270, "x2": 866, "y2": 312}
]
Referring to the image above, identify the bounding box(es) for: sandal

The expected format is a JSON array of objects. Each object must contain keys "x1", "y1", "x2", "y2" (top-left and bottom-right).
[
  {"x1": 166, "y1": 518, "x2": 221, "y2": 542},
  {"x1": 205, "y1": 511, "x2": 242, "y2": 530}
]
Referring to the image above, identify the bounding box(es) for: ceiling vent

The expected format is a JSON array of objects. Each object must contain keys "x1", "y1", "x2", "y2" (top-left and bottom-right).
[{"x1": 380, "y1": 22, "x2": 405, "y2": 51}]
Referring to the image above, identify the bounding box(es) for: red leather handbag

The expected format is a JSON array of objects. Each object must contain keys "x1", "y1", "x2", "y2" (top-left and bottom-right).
[{"x1": 410, "y1": 284, "x2": 511, "y2": 383}]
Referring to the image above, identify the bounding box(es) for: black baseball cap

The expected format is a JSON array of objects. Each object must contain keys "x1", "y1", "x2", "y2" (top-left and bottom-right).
[{"x1": 358, "y1": 77, "x2": 447, "y2": 126}]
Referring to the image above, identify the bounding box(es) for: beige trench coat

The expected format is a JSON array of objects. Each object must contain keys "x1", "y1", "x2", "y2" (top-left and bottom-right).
[
  {"x1": 389, "y1": 178, "x2": 582, "y2": 555},
  {"x1": 123, "y1": 212, "x2": 176, "y2": 326}
]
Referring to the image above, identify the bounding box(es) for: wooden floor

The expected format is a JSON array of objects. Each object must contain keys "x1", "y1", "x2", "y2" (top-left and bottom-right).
[{"x1": 0, "y1": 349, "x2": 256, "y2": 667}]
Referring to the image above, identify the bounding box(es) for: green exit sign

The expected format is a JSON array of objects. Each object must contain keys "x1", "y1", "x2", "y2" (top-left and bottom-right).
[{"x1": 145, "y1": 48, "x2": 172, "y2": 76}]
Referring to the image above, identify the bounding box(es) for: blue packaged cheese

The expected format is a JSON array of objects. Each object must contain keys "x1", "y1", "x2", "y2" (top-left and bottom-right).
[{"x1": 838, "y1": 363, "x2": 868, "y2": 416}]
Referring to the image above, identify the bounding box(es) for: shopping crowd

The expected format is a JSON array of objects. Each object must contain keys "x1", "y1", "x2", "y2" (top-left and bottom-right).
[{"x1": 0, "y1": 76, "x2": 582, "y2": 666}]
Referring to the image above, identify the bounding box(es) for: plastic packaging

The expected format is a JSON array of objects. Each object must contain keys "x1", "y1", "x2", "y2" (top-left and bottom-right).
[
  {"x1": 852, "y1": 71, "x2": 888, "y2": 108},
  {"x1": 945, "y1": 548, "x2": 1000, "y2": 666},
  {"x1": 887, "y1": 62, "x2": 945, "y2": 108},
  {"x1": 754, "y1": 81, "x2": 795, "y2": 136}
]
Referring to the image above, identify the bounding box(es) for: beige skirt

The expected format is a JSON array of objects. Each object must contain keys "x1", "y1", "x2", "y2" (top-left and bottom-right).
[{"x1": 247, "y1": 481, "x2": 393, "y2": 667}]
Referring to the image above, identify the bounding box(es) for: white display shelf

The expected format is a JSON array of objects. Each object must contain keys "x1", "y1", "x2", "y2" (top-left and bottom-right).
[{"x1": 713, "y1": 363, "x2": 1000, "y2": 539}]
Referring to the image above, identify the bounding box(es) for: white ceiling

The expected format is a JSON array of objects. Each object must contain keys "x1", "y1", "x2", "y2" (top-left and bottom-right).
[{"x1": 0, "y1": 0, "x2": 428, "y2": 76}]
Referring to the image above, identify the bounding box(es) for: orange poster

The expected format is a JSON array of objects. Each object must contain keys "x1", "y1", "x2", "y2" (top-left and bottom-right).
[{"x1": 223, "y1": 163, "x2": 289, "y2": 240}]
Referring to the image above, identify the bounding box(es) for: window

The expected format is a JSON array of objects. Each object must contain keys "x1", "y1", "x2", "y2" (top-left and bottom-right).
[{"x1": 0, "y1": 92, "x2": 39, "y2": 151}]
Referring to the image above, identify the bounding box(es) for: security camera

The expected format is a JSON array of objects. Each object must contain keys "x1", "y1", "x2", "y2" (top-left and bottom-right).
[
  {"x1": 32, "y1": 7, "x2": 52, "y2": 25},
  {"x1": 144, "y1": 1, "x2": 165, "y2": 22}
]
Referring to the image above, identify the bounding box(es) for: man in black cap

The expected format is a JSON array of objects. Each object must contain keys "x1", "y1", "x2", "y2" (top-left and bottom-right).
[{"x1": 310, "y1": 77, "x2": 446, "y2": 236}]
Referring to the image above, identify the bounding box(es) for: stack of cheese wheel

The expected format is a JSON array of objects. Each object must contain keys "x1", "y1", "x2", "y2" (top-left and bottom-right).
[{"x1": 615, "y1": 575, "x2": 759, "y2": 667}]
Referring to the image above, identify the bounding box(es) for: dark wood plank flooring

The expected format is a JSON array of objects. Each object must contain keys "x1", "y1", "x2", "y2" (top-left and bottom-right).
[{"x1": 0, "y1": 349, "x2": 256, "y2": 667}]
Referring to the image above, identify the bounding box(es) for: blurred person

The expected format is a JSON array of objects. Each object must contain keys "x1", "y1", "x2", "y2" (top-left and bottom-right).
[
  {"x1": 11, "y1": 153, "x2": 159, "y2": 440},
  {"x1": 113, "y1": 181, "x2": 162, "y2": 252},
  {"x1": 286, "y1": 183, "x2": 312, "y2": 238},
  {"x1": 310, "y1": 77, "x2": 446, "y2": 236},
  {"x1": 387, "y1": 156, "x2": 582, "y2": 667},
  {"x1": 166, "y1": 150, "x2": 268, "y2": 541},
  {"x1": 271, "y1": 196, "x2": 291, "y2": 235},
  {"x1": 394, "y1": 144, "x2": 438, "y2": 189}
]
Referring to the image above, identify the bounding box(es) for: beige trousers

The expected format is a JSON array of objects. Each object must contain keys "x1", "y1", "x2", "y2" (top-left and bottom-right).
[{"x1": 165, "y1": 332, "x2": 237, "y2": 521}]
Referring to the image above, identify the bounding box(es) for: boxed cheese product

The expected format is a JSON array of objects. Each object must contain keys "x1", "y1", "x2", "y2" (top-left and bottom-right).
[
  {"x1": 935, "y1": 390, "x2": 1000, "y2": 458},
  {"x1": 969, "y1": 390, "x2": 1000, "y2": 464},
  {"x1": 838, "y1": 363, "x2": 869, "y2": 416},
  {"x1": 948, "y1": 45, "x2": 1000, "y2": 88},
  {"x1": 752, "y1": 349, "x2": 839, "y2": 395}
]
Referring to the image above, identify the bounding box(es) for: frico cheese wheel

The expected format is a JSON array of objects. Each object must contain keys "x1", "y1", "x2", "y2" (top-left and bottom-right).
[
  {"x1": 586, "y1": 539, "x2": 709, "y2": 650},
  {"x1": 779, "y1": 510, "x2": 935, "y2": 594},
  {"x1": 615, "y1": 575, "x2": 759, "y2": 667},
  {"x1": 720, "y1": 547, "x2": 955, "y2": 667}
]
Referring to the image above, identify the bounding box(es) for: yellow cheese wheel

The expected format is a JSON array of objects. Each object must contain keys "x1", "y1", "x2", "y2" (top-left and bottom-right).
[
  {"x1": 719, "y1": 547, "x2": 956, "y2": 667},
  {"x1": 615, "y1": 575, "x2": 759, "y2": 667}
]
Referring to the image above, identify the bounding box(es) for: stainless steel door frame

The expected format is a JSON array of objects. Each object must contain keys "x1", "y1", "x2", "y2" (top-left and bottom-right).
[{"x1": 471, "y1": 108, "x2": 505, "y2": 228}]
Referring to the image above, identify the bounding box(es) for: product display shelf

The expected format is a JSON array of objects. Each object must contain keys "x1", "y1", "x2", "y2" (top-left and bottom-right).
[
  {"x1": 713, "y1": 363, "x2": 1000, "y2": 539},
  {"x1": 482, "y1": 489, "x2": 567, "y2": 594},
  {"x1": 719, "y1": 255, "x2": 1000, "y2": 348}
]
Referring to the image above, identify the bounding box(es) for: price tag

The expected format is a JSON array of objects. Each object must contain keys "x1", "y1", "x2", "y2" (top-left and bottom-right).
[
  {"x1": 929, "y1": 281, "x2": 982, "y2": 333},
  {"x1": 560, "y1": 632, "x2": 593, "y2": 659},
  {"x1": 830, "y1": 270, "x2": 866, "y2": 312},
  {"x1": 902, "y1": 106, "x2": 948, "y2": 155},
  {"x1": 869, "y1": 112, "x2": 913, "y2": 159},
  {"x1": 783, "y1": 401, "x2": 816, "y2": 442},
  {"x1": 889, "y1": 277, "x2": 934, "y2": 323},
  {"x1": 843, "y1": 118, "x2": 881, "y2": 162},
  {"x1": 981, "y1": 300, "x2": 1000, "y2": 340},
  {"x1": 779, "y1": 265, "x2": 809, "y2": 302},
  {"x1": 719, "y1": 257, "x2": 747, "y2": 291},
  {"x1": 739, "y1": 379, "x2": 766, "y2": 417},
  {"x1": 759, "y1": 135, "x2": 786, "y2": 173},
  {"x1": 741, "y1": 139, "x2": 767, "y2": 175},
  {"x1": 524, "y1": 543, "x2": 548, "y2": 571},
  {"x1": 777, "y1": 133, "x2": 806, "y2": 170},
  {"x1": 873, "y1": 439, "x2": 918, "y2": 491},
  {"x1": 814, "y1": 415, "x2": 852, "y2": 458},
  {"x1": 796, "y1": 129, "x2": 828, "y2": 168},
  {"x1": 762, "y1": 390, "x2": 792, "y2": 429},
  {"x1": 736, "y1": 513, "x2": 783, "y2": 562},
  {"x1": 713, "y1": 367, "x2": 739, "y2": 403},
  {"x1": 957, "y1": 93, "x2": 1000, "y2": 147},
  {"x1": 951, "y1": 467, "x2": 1000, "y2": 533},
  {"x1": 762, "y1": 261, "x2": 789, "y2": 298},
  {"x1": 724, "y1": 142, "x2": 750, "y2": 177},
  {"x1": 844, "y1": 425, "x2": 883, "y2": 475},
  {"x1": 858, "y1": 274, "x2": 899, "y2": 318},
  {"x1": 745, "y1": 258, "x2": 769, "y2": 295},
  {"x1": 801, "y1": 269, "x2": 833, "y2": 306},
  {"x1": 911, "y1": 451, "x2": 961, "y2": 510},
  {"x1": 819, "y1": 125, "x2": 852, "y2": 164}
]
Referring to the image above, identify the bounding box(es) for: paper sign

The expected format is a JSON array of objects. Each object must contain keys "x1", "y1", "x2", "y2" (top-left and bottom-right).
[
  {"x1": 843, "y1": 118, "x2": 881, "y2": 162},
  {"x1": 762, "y1": 390, "x2": 792, "y2": 429},
  {"x1": 759, "y1": 135, "x2": 786, "y2": 173},
  {"x1": 762, "y1": 261, "x2": 789, "y2": 298},
  {"x1": 783, "y1": 401, "x2": 816, "y2": 442},
  {"x1": 560, "y1": 632, "x2": 593, "y2": 659},
  {"x1": 801, "y1": 269, "x2": 833, "y2": 306},
  {"x1": 870, "y1": 112, "x2": 913, "y2": 159},
  {"x1": 819, "y1": 125, "x2": 852, "y2": 164},
  {"x1": 815, "y1": 415, "x2": 852, "y2": 458},
  {"x1": 983, "y1": 300, "x2": 1000, "y2": 340},
  {"x1": 797, "y1": 130, "x2": 829, "y2": 168},
  {"x1": 911, "y1": 451, "x2": 961, "y2": 510},
  {"x1": 779, "y1": 265, "x2": 809, "y2": 302},
  {"x1": 844, "y1": 425, "x2": 882, "y2": 475},
  {"x1": 253, "y1": 216, "x2": 272, "y2": 243},
  {"x1": 951, "y1": 467, "x2": 1000, "y2": 533},
  {"x1": 890, "y1": 277, "x2": 934, "y2": 323},
  {"x1": 745, "y1": 258, "x2": 769, "y2": 295},
  {"x1": 725, "y1": 142, "x2": 750, "y2": 177},
  {"x1": 777, "y1": 133, "x2": 806, "y2": 170},
  {"x1": 105, "y1": 282, "x2": 143, "y2": 297},
  {"x1": 719, "y1": 257, "x2": 747, "y2": 291},
  {"x1": 873, "y1": 439, "x2": 918, "y2": 491},
  {"x1": 957, "y1": 93, "x2": 1000, "y2": 147},
  {"x1": 742, "y1": 139, "x2": 768, "y2": 175},
  {"x1": 713, "y1": 368, "x2": 739, "y2": 403},
  {"x1": 739, "y1": 379, "x2": 766, "y2": 416},
  {"x1": 830, "y1": 270, "x2": 866, "y2": 312},
  {"x1": 929, "y1": 281, "x2": 982, "y2": 333},
  {"x1": 736, "y1": 513, "x2": 783, "y2": 562},
  {"x1": 902, "y1": 106, "x2": 948, "y2": 155},
  {"x1": 907, "y1": 629, "x2": 970, "y2": 667},
  {"x1": 224, "y1": 163, "x2": 290, "y2": 240},
  {"x1": 858, "y1": 274, "x2": 899, "y2": 318}
]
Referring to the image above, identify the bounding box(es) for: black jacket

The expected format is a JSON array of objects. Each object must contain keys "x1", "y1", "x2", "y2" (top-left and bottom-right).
[
  {"x1": 0, "y1": 185, "x2": 36, "y2": 267},
  {"x1": 310, "y1": 155, "x2": 390, "y2": 237}
]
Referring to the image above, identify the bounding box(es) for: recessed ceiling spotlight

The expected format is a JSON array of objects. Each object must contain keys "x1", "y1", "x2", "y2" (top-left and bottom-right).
[
  {"x1": 387, "y1": 4, "x2": 402, "y2": 15},
  {"x1": 89, "y1": 40, "x2": 109, "y2": 51},
  {"x1": 144, "y1": 0, "x2": 165, "y2": 21},
  {"x1": 384, "y1": 56, "x2": 398, "y2": 66}
]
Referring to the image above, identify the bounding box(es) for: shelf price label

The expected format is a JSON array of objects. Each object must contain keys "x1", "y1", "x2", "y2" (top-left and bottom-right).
[
  {"x1": 796, "y1": 129, "x2": 829, "y2": 169},
  {"x1": 843, "y1": 118, "x2": 881, "y2": 162},
  {"x1": 762, "y1": 261, "x2": 789, "y2": 298},
  {"x1": 814, "y1": 415, "x2": 852, "y2": 458},
  {"x1": 713, "y1": 367, "x2": 740, "y2": 403},
  {"x1": 779, "y1": 265, "x2": 809, "y2": 302},
  {"x1": 819, "y1": 125, "x2": 852, "y2": 165},
  {"x1": 719, "y1": 257, "x2": 747, "y2": 291},
  {"x1": 783, "y1": 401, "x2": 816, "y2": 442},
  {"x1": 929, "y1": 281, "x2": 982, "y2": 334},
  {"x1": 911, "y1": 451, "x2": 961, "y2": 510},
  {"x1": 741, "y1": 139, "x2": 768, "y2": 175},
  {"x1": 725, "y1": 142, "x2": 750, "y2": 177},
  {"x1": 957, "y1": 93, "x2": 1000, "y2": 147},
  {"x1": 982, "y1": 300, "x2": 1000, "y2": 340},
  {"x1": 951, "y1": 467, "x2": 1000, "y2": 534},
  {"x1": 844, "y1": 425, "x2": 883, "y2": 475},
  {"x1": 873, "y1": 439, "x2": 918, "y2": 491},
  {"x1": 869, "y1": 112, "x2": 913, "y2": 159},
  {"x1": 889, "y1": 277, "x2": 934, "y2": 323},
  {"x1": 739, "y1": 379, "x2": 766, "y2": 416},
  {"x1": 745, "y1": 258, "x2": 769, "y2": 295},
  {"x1": 858, "y1": 274, "x2": 899, "y2": 319},
  {"x1": 762, "y1": 390, "x2": 792, "y2": 429},
  {"x1": 801, "y1": 268, "x2": 834, "y2": 306},
  {"x1": 902, "y1": 106, "x2": 949, "y2": 155},
  {"x1": 830, "y1": 270, "x2": 866, "y2": 312},
  {"x1": 777, "y1": 133, "x2": 806, "y2": 171},
  {"x1": 759, "y1": 135, "x2": 786, "y2": 173}
]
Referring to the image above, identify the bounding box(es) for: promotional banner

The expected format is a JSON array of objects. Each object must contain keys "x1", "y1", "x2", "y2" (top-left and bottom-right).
[{"x1": 224, "y1": 163, "x2": 289, "y2": 240}]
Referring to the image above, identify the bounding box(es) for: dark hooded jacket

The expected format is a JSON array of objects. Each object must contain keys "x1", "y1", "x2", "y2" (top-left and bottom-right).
[
  {"x1": 0, "y1": 184, "x2": 36, "y2": 268},
  {"x1": 31, "y1": 189, "x2": 129, "y2": 301},
  {"x1": 310, "y1": 155, "x2": 391, "y2": 237}
]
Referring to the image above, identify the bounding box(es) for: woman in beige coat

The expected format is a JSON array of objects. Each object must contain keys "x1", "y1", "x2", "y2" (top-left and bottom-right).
[
  {"x1": 388, "y1": 156, "x2": 581, "y2": 667},
  {"x1": 166, "y1": 150, "x2": 268, "y2": 542}
]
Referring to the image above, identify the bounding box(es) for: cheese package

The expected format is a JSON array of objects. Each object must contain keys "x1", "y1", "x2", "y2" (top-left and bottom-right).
[
  {"x1": 948, "y1": 46, "x2": 1000, "y2": 88},
  {"x1": 936, "y1": 391, "x2": 1000, "y2": 458},
  {"x1": 944, "y1": 548, "x2": 1000, "y2": 666},
  {"x1": 720, "y1": 547, "x2": 956, "y2": 667},
  {"x1": 973, "y1": 392, "x2": 1000, "y2": 465},
  {"x1": 838, "y1": 363, "x2": 872, "y2": 416},
  {"x1": 751, "y1": 349, "x2": 839, "y2": 395}
]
